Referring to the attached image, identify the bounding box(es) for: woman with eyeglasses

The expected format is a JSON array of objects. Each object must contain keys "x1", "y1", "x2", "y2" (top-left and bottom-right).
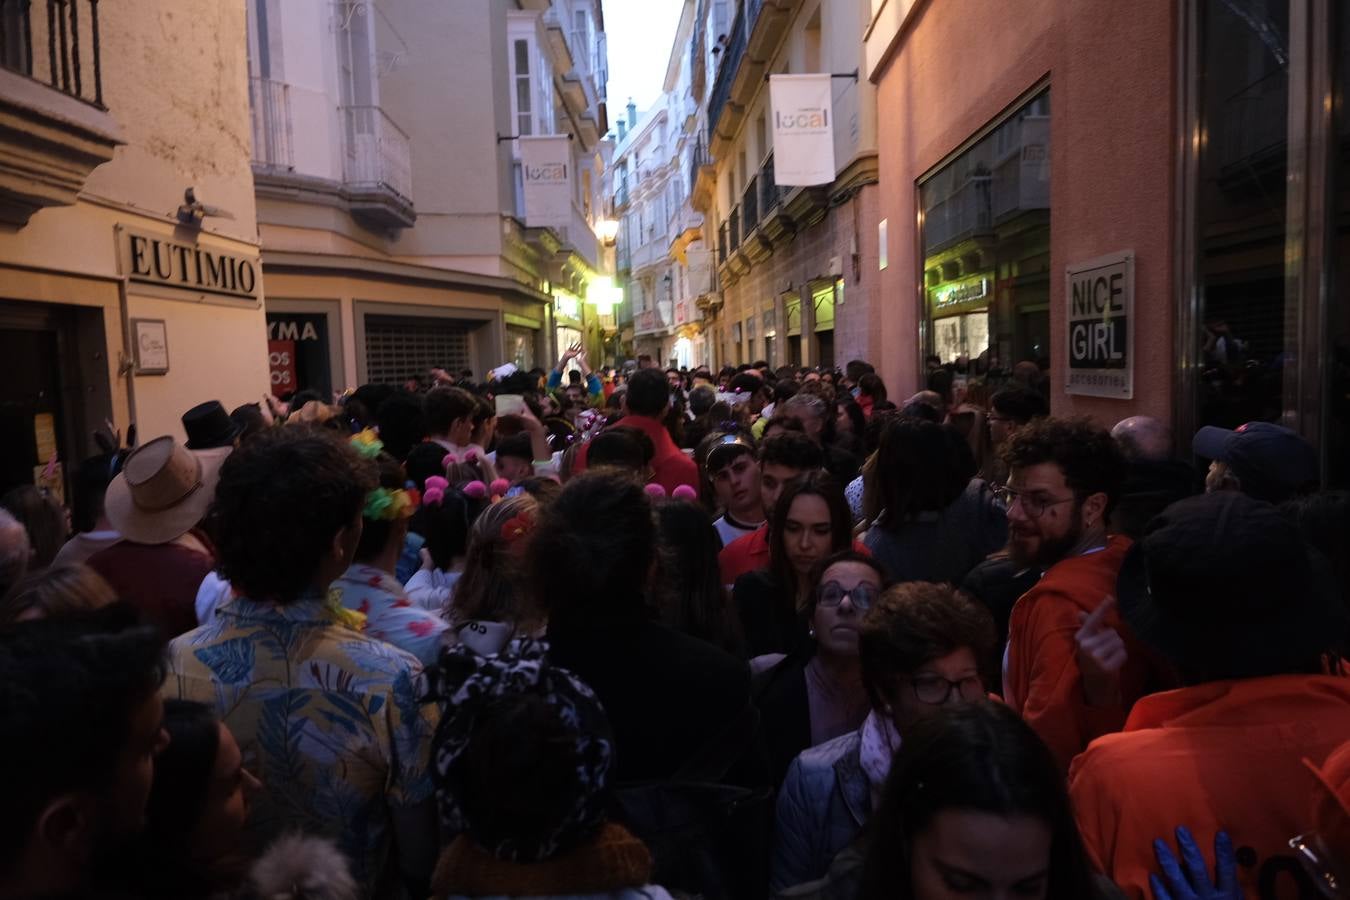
[
  {"x1": 770, "y1": 580, "x2": 996, "y2": 894},
  {"x1": 754, "y1": 551, "x2": 885, "y2": 793}
]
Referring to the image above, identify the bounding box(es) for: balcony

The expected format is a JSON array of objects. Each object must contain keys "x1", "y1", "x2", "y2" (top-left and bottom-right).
[
  {"x1": 615, "y1": 180, "x2": 630, "y2": 209},
  {"x1": 707, "y1": 0, "x2": 791, "y2": 156},
  {"x1": 249, "y1": 77, "x2": 292, "y2": 170},
  {"x1": 707, "y1": 0, "x2": 752, "y2": 145},
  {"x1": 342, "y1": 104, "x2": 414, "y2": 229},
  {"x1": 0, "y1": 0, "x2": 121, "y2": 225},
  {"x1": 741, "y1": 176, "x2": 759, "y2": 238},
  {"x1": 688, "y1": 136, "x2": 715, "y2": 212}
]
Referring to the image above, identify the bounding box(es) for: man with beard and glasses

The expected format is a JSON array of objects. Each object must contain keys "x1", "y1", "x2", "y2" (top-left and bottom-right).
[
  {"x1": 0, "y1": 607, "x2": 170, "y2": 898},
  {"x1": 995, "y1": 417, "x2": 1158, "y2": 773}
]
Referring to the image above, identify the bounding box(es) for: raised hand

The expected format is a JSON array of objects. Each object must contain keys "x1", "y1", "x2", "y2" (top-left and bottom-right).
[{"x1": 1075, "y1": 596, "x2": 1127, "y2": 706}]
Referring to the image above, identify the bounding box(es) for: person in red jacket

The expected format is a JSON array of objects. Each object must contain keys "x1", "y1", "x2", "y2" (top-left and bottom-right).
[
  {"x1": 997, "y1": 417, "x2": 1157, "y2": 773},
  {"x1": 575, "y1": 368, "x2": 697, "y2": 496},
  {"x1": 1069, "y1": 491, "x2": 1350, "y2": 900}
]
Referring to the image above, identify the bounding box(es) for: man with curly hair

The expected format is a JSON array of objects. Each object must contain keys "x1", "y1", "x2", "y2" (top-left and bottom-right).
[
  {"x1": 997, "y1": 417, "x2": 1156, "y2": 772},
  {"x1": 162, "y1": 427, "x2": 440, "y2": 896}
]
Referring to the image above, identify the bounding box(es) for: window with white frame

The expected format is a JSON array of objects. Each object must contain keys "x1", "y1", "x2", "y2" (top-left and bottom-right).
[
  {"x1": 513, "y1": 39, "x2": 533, "y2": 136},
  {"x1": 571, "y1": 9, "x2": 590, "y2": 71}
]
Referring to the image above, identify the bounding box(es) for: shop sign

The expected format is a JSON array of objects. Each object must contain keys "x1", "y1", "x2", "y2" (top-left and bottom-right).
[
  {"x1": 1065, "y1": 251, "x2": 1133, "y2": 399},
  {"x1": 933, "y1": 278, "x2": 988, "y2": 313},
  {"x1": 119, "y1": 227, "x2": 259, "y2": 302},
  {"x1": 130, "y1": 318, "x2": 169, "y2": 375},
  {"x1": 519, "y1": 135, "x2": 572, "y2": 232},
  {"x1": 268, "y1": 340, "x2": 298, "y2": 397},
  {"x1": 267, "y1": 319, "x2": 322, "y2": 342},
  {"x1": 769, "y1": 74, "x2": 835, "y2": 186}
]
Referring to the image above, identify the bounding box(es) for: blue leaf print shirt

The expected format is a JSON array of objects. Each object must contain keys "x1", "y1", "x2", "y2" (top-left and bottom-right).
[{"x1": 164, "y1": 592, "x2": 439, "y2": 893}]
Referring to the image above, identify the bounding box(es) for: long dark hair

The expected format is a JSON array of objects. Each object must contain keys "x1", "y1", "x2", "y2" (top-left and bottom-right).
[
  {"x1": 768, "y1": 471, "x2": 852, "y2": 608},
  {"x1": 145, "y1": 700, "x2": 220, "y2": 853},
  {"x1": 859, "y1": 703, "x2": 1099, "y2": 900},
  {"x1": 652, "y1": 500, "x2": 743, "y2": 654},
  {"x1": 874, "y1": 418, "x2": 974, "y2": 530}
]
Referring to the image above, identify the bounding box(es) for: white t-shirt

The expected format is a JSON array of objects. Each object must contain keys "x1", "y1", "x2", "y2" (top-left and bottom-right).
[
  {"x1": 404, "y1": 567, "x2": 460, "y2": 613},
  {"x1": 713, "y1": 513, "x2": 763, "y2": 548}
]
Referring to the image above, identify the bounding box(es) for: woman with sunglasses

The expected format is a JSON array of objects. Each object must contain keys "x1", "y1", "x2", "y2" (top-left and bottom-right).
[
  {"x1": 770, "y1": 580, "x2": 997, "y2": 894},
  {"x1": 755, "y1": 551, "x2": 885, "y2": 795}
]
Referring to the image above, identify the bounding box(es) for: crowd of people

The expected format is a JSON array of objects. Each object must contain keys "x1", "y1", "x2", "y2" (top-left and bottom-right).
[{"x1": 1, "y1": 347, "x2": 1348, "y2": 900}]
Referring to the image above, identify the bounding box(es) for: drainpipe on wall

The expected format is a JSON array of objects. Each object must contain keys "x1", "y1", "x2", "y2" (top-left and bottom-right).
[{"x1": 115, "y1": 275, "x2": 138, "y2": 442}]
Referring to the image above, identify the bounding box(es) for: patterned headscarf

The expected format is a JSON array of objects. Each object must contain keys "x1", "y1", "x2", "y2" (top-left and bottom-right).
[{"x1": 426, "y1": 638, "x2": 613, "y2": 862}]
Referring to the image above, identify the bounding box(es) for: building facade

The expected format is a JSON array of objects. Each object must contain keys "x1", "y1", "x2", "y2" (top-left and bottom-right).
[
  {"x1": 611, "y1": 22, "x2": 712, "y2": 372},
  {"x1": 248, "y1": 0, "x2": 613, "y2": 393},
  {"x1": 867, "y1": 0, "x2": 1349, "y2": 485},
  {"x1": 689, "y1": 0, "x2": 881, "y2": 372},
  {"x1": 0, "y1": 0, "x2": 268, "y2": 497}
]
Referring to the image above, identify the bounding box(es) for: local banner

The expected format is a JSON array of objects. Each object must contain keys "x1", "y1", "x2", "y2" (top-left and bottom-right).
[
  {"x1": 519, "y1": 135, "x2": 572, "y2": 231},
  {"x1": 769, "y1": 74, "x2": 835, "y2": 186}
]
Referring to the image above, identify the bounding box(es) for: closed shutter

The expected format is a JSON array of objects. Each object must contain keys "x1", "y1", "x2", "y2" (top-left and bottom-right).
[{"x1": 364, "y1": 317, "x2": 470, "y2": 384}]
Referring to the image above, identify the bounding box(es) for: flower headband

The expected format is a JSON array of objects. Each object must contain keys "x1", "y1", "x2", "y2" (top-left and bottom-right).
[
  {"x1": 363, "y1": 486, "x2": 420, "y2": 521},
  {"x1": 426, "y1": 639, "x2": 613, "y2": 861}
]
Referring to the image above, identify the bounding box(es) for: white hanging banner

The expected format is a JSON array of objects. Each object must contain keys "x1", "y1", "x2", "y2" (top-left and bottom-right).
[
  {"x1": 769, "y1": 74, "x2": 835, "y2": 186},
  {"x1": 519, "y1": 135, "x2": 572, "y2": 231}
]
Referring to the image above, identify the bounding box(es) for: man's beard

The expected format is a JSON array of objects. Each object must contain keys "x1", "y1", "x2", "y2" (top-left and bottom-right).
[{"x1": 1009, "y1": 513, "x2": 1084, "y2": 571}]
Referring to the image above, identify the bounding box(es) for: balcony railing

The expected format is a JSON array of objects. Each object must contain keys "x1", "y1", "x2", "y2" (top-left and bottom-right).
[
  {"x1": 688, "y1": 137, "x2": 709, "y2": 198},
  {"x1": 249, "y1": 76, "x2": 293, "y2": 170},
  {"x1": 759, "y1": 153, "x2": 788, "y2": 214},
  {"x1": 615, "y1": 181, "x2": 630, "y2": 208},
  {"x1": 709, "y1": 0, "x2": 763, "y2": 139},
  {"x1": 728, "y1": 205, "x2": 741, "y2": 253},
  {"x1": 718, "y1": 219, "x2": 728, "y2": 264},
  {"x1": 0, "y1": 0, "x2": 105, "y2": 108},
  {"x1": 342, "y1": 105, "x2": 412, "y2": 201},
  {"x1": 742, "y1": 175, "x2": 759, "y2": 236}
]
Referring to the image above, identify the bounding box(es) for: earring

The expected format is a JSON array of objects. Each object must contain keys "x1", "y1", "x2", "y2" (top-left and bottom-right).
[{"x1": 808, "y1": 626, "x2": 816, "y2": 638}]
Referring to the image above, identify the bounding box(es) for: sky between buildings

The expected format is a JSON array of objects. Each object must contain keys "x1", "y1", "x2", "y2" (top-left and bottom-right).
[{"x1": 604, "y1": 0, "x2": 686, "y2": 124}]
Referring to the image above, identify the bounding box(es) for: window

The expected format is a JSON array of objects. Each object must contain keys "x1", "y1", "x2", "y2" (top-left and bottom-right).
[
  {"x1": 918, "y1": 89, "x2": 1050, "y2": 375},
  {"x1": 572, "y1": 10, "x2": 590, "y2": 70},
  {"x1": 756, "y1": 113, "x2": 768, "y2": 163},
  {"x1": 514, "y1": 39, "x2": 532, "y2": 136},
  {"x1": 804, "y1": 9, "x2": 822, "y2": 74}
]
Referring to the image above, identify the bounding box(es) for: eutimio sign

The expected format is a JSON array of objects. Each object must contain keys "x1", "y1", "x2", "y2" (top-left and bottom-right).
[{"x1": 1065, "y1": 251, "x2": 1133, "y2": 399}]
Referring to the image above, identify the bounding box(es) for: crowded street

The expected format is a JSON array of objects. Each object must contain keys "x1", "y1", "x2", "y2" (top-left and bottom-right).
[{"x1": 0, "y1": 0, "x2": 1348, "y2": 898}]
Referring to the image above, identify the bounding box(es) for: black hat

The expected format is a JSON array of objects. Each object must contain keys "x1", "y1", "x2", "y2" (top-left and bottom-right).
[
  {"x1": 1192, "y1": 422, "x2": 1318, "y2": 504},
  {"x1": 181, "y1": 400, "x2": 243, "y2": 450},
  {"x1": 1117, "y1": 491, "x2": 1345, "y2": 677}
]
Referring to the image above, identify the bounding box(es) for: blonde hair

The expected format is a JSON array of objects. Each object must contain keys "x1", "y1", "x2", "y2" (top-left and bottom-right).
[
  {"x1": 0, "y1": 563, "x2": 117, "y2": 625},
  {"x1": 448, "y1": 494, "x2": 541, "y2": 629}
]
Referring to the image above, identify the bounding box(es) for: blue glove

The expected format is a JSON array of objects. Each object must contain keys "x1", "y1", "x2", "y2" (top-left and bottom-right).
[{"x1": 1149, "y1": 826, "x2": 1240, "y2": 900}]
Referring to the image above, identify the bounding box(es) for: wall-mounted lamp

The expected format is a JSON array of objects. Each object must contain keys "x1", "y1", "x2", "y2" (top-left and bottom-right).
[{"x1": 598, "y1": 218, "x2": 620, "y2": 247}]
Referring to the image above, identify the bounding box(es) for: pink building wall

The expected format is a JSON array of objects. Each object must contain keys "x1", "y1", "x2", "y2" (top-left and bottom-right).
[{"x1": 873, "y1": 0, "x2": 1176, "y2": 427}]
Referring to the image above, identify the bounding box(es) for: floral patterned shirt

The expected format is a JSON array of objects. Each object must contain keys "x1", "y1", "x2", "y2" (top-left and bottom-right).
[
  {"x1": 332, "y1": 563, "x2": 450, "y2": 667},
  {"x1": 164, "y1": 593, "x2": 439, "y2": 892}
]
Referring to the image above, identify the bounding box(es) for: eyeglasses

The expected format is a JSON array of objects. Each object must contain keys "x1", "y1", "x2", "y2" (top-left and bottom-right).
[
  {"x1": 993, "y1": 484, "x2": 1075, "y2": 519},
  {"x1": 905, "y1": 673, "x2": 986, "y2": 705},
  {"x1": 818, "y1": 581, "x2": 879, "y2": 611}
]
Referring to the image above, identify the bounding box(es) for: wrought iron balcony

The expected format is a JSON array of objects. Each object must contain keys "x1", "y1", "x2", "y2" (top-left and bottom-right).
[
  {"x1": 248, "y1": 77, "x2": 292, "y2": 170},
  {"x1": 708, "y1": 0, "x2": 762, "y2": 140},
  {"x1": 759, "y1": 152, "x2": 788, "y2": 214},
  {"x1": 742, "y1": 175, "x2": 759, "y2": 236},
  {"x1": 341, "y1": 105, "x2": 414, "y2": 229},
  {"x1": 0, "y1": 0, "x2": 105, "y2": 108}
]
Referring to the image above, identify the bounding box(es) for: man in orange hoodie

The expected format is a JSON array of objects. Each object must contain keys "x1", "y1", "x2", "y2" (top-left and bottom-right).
[
  {"x1": 999, "y1": 417, "x2": 1157, "y2": 772},
  {"x1": 1069, "y1": 491, "x2": 1350, "y2": 899}
]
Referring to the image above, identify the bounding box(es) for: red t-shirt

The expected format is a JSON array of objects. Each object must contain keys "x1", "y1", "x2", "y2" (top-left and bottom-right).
[
  {"x1": 576, "y1": 413, "x2": 699, "y2": 496},
  {"x1": 718, "y1": 523, "x2": 870, "y2": 587},
  {"x1": 88, "y1": 537, "x2": 215, "y2": 638}
]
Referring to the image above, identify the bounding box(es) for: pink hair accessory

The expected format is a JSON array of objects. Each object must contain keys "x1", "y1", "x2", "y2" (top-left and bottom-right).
[
  {"x1": 423, "y1": 487, "x2": 446, "y2": 506},
  {"x1": 490, "y1": 478, "x2": 511, "y2": 496},
  {"x1": 442, "y1": 452, "x2": 460, "y2": 469},
  {"x1": 643, "y1": 483, "x2": 667, "y2": 499},
  {"x1": 671, "y1": 484, "x2": 698, "y2": 501},
  {"x1": 464, "y1": 449, "x2": 479, "y2": 463},
  {"x1": 462, "y1": 480, "x2": 488, "y2": 500}
]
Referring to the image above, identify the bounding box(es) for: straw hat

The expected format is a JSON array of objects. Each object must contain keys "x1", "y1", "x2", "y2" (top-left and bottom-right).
[{"x1": 104, "y1": 436, "x2": 217, "y2": 545}]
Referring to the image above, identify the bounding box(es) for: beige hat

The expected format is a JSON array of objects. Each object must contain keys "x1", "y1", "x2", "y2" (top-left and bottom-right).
[{"x1": 104, "y1": 436, "x2": 217, "y2": 545}]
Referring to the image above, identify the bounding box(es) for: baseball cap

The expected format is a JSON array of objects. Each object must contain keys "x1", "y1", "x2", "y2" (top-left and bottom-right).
[
  {"x1": 1116, "y1": 491, "x2": 1344, "y2": 677},
  {"x1": 705, "y1": 433, "x2": 756, "y2": 474},
  {"x1": 1192, "y1": 421, "x2": 1318, "y2": 504}
]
